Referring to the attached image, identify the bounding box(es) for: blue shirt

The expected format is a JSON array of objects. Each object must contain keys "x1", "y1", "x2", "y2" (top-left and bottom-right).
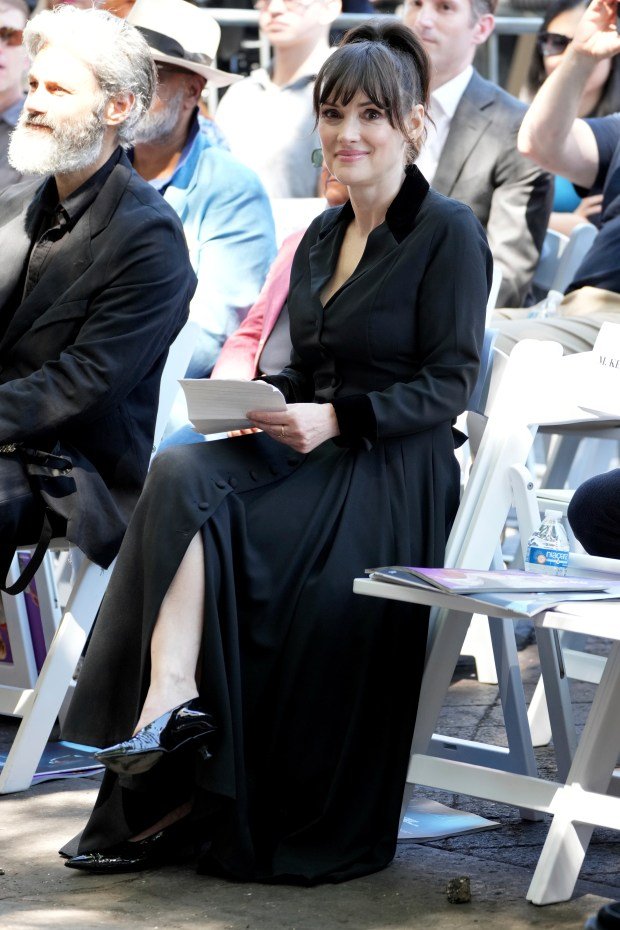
[
  {"x1": 154, "y1": 113, "x2": 276, "y2": 377},
  {"x1": 553, "y1": 175, "x2": 581, "y2": 213}
]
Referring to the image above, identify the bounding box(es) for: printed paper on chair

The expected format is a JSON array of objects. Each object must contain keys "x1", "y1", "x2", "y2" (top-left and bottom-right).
[{"x1": 577, "y1": 321, "x2": 620, "y2": 418}]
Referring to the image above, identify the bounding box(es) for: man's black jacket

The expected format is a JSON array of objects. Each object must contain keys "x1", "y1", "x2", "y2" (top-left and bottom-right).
[{"x1": 0, "y1": 149, "x2": 196, "y2": 566}]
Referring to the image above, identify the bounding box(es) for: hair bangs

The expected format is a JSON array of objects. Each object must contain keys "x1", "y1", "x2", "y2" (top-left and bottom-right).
[{"x1": 315, "y1": 43, "x2": 400, "y2": 126}]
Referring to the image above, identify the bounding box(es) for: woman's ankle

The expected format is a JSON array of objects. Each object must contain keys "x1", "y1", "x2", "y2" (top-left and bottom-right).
[
  {"x1": 129, "y1": 801, "x2": 193, "y2": 843},
  {"x1": 133, "y1": 685, "x2": 199, "y2": 734}
]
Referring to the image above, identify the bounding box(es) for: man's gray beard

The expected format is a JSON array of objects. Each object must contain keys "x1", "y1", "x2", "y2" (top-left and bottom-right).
[
  {"x1": 8, "y1": 102, "x2": 106, "y2": 177},
  {"x1": 132, "y1": 88, "x2": 185, "y2": 145}
]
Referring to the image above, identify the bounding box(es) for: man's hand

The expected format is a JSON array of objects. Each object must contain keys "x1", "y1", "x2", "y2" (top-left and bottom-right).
[
  {"x1": 571, "y1": 0, "x2": 620, "y2": 60},
  {"x1": 575, "y1": 192, "x2": 604, "y2": 219},
  {"x1": 246, "y1": 403, "x2": 340, "y2": 454}
]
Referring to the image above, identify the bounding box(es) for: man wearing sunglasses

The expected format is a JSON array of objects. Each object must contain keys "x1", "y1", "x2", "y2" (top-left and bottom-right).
[
  {"x1": 493, "y1": 0, "x2": 620, "y2": 355},
  {"x1": 0, "y1": 0, "x2": 28, "y2": 190},
  {"x1": 402, "y1": 0, "x2": 553, "y2": 308}
]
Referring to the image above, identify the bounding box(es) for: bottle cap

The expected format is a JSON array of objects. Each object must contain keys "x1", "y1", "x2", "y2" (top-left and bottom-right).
[{"x1": 544, "y1": 509, "x2": 563, "y2": 520}]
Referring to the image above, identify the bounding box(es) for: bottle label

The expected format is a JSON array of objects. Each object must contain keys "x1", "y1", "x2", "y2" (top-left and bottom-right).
[{"x1": 527, "y1": 547, "x2": 569, "y2": 570}]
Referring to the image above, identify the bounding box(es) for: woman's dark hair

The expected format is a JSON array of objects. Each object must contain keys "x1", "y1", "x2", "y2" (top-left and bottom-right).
[
  {"x1": 525, "y1": 0, "x2": 620, "y2": 116},
  {"x1": 313, "y1": 20, "x2": 431, "y2": 164}
]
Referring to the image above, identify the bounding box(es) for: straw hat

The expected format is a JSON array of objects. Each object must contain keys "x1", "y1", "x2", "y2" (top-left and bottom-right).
[{"x1": 127, "y1": 0, "x2": 242, "y2": 88}]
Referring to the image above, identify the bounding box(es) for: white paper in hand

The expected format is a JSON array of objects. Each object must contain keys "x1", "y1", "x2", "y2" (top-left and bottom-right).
[{"x1": 180, "y1": 379, "x2": 287, "y2": 435}]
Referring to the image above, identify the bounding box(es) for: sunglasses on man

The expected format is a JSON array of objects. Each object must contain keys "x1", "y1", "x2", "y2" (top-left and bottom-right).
[
  {"x1": 536, "y1": 31, "x2": 572, "y2": 57},
  {"x1": 0, "y1": 26, "x2": 23, "y2": 47}
]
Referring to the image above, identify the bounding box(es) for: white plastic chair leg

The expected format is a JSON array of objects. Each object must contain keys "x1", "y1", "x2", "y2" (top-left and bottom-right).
[
  {"x1": 461, "y1": 614, "x2": 498, "y2": 684},
  {"x1": 527, "y1": 641, "x2": 620, "y2": 904},
  {"x1": 0, "y1": 558, "x2": 112, "y2": 794},
  {"x1": 527, "y1": 675, "x2": 552, "y2": 747}
]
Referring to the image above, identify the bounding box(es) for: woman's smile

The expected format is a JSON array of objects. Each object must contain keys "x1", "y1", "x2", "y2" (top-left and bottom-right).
[{"x1": 334, "y1": 149, "x2": 369, "y2": 161}]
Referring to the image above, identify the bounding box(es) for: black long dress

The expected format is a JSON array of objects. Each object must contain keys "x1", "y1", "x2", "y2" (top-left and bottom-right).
[{"x1": 62, "y1": 167, "x2": 492, "y2": 884}]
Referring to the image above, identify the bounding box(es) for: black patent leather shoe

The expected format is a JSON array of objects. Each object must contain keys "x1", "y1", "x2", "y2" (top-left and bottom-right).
[
  {"x1": 94, "y1": 698, "x2": 216, "y2": 775},
  {"x1": 65, "y1": 827, "x2": 183, "y2": 874}
]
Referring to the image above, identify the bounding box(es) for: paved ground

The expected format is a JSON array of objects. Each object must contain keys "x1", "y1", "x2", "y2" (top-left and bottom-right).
[{"x1": 0, "y1": 638, "x2": 618, "y2": 930}]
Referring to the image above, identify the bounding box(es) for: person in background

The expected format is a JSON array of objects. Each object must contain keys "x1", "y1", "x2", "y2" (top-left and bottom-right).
[
  {"x1": 523, "y1": 0, "x2": 620, "y2": 235},
  {"x1": 0, "y1": 0, "x2": 28, "y2": 190},
  {"x1": 568, "y1": 469, "x2": 620, "y2": 558},
  {"x1": 494, "y1": 0, "x2": 620, "y2": 356},
  {"x1": 211, "y1": 161, "x2": 348, "y2": 381},
  {"x1": 215, "y1": 0, "x2": 341, "y2": 198},
  {"x1": 0, "y1": 6, "x2": 195, "y2": 590},
  {"x1": 60, "y1": 21, "x2": 491, "y2": 880},
  {"x1": 126, "y1": 0, "x2": 276, "y2": 380},
  {"x1": 402, "y1": 0, "x2": 552, "y2": 308}
]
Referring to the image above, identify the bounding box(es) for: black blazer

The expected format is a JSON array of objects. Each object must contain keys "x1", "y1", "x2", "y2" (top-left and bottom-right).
[
  {"x1": 0, "y1": 150, "x2": 196, "y2": 565},
  {"x1": 274, "y1": 166, "x2": 492, "y2": 447}
]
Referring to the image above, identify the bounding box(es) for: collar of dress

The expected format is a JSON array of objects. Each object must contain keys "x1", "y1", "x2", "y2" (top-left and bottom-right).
[{"x1": 316, "y1": 164, "x2": 430, "y2": 245}]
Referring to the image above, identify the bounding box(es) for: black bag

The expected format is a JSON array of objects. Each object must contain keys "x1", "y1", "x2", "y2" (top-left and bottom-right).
[{"x1": 0, "y1": 443, "x2": 75, "y2": 595}]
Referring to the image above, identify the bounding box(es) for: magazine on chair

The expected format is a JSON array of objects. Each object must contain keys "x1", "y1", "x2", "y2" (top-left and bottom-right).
[
  {"x1": 366, "y1": 566, "x2": 610, "y2": 594},
  {"x1": 364, "y1": 567, "x2": 620, "y2": 619}
]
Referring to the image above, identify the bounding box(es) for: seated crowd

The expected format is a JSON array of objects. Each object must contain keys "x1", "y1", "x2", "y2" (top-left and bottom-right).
[{"x1": 0, "y1": 0, "x2": 618, "y2": 887}]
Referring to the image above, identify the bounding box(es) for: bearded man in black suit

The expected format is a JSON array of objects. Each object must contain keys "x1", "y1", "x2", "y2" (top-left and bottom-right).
[{"x1": 0, "y1": 5, "x2": 196, "y2": 590}]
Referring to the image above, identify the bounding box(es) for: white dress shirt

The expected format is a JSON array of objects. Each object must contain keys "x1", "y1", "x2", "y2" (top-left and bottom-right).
[{"x1": 416, "y1": 65, "x2": 473, "y2": 185}]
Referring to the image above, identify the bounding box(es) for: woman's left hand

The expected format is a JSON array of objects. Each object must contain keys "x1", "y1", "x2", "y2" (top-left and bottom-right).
[{"x1": 246, "y1": 403, "x2": 340, "y2": 454}]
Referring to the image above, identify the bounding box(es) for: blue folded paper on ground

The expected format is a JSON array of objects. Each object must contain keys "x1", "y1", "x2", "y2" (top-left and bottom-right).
[
  {"x1": 0, "y1": 740, "x2": 103, "y2": 783},
  {"x1": 398, "y1": 797, "x2": 500, "y2": 842}
]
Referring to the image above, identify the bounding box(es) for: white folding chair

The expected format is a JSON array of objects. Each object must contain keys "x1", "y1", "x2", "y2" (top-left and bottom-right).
[
  {"x1": 528, "y1": 224, "x2": 613, "y2": 492},
  {"x1": 531, "y1": 223, "x2": 597, "y2": 301},
  {"x1": 0, "y1": 321, "x2": 199, "y2": 794},
  {"x1": 511, "y1": 462, "x2": 620, "y2": 763},
  {"x1": 363, "y1": 341, "x2": 565, "y2": 815},
  {"x1": 485, "y1": 264, "x2": 503, "y2": 324},
  {"x1": 354, "y1": 339, "x2": 620, "y2": 903},
  {"x1": 531, "y1": 228, "x2": 569, "y2": 300},
  {"x1": 526, "y1": 599, "x2": 620, "y2": 904},
  {"x1": 552, "y1": 222, "x2": 598, "y2": 295},
  {"x1": 269, "y1": 197, "x2": 325, "y2": 248}
]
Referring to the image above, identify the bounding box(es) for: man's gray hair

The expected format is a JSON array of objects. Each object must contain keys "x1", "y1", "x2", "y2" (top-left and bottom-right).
[{"x1": 23, "y1": 7, "x2": 157, "y2": 147}]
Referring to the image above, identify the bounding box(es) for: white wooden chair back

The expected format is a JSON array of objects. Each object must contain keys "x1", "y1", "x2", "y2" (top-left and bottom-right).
[
  {"x1": 551, "y1": 222, "x2": 597, "y2": 294},
  {"x1": 531, "y1": 223, "x2": 597, "y2": 299},
  {"x1": 270, "y1": 197, "x2": 325, "y2": 248},
  {"x1": 485, "y1": 263, "x2": 502, "y2": 325},
  {"x1": 418, "y1": 341, "x2": 561, "y2": 722},
  {"x1": 152, "y1": 320, "x2": 200, "y2": 454},
  {"x1": 532, "y1": 228, "x2": 569, "y2": 296}
]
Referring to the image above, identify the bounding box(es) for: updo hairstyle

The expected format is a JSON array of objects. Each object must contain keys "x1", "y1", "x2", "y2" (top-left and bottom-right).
[{"x1": 313, "y1": 20, "x2": 431, "y2": 164}]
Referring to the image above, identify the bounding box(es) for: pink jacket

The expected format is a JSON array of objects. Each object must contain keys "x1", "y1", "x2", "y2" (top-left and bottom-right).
[{"x1": 211, "y1": 229, "x2": 306, "y2": 381}]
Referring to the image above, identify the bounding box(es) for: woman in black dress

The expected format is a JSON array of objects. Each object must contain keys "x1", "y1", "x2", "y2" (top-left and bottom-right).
[{"x1": 62, "y1": 20, "x2": 492, "y2": 883}]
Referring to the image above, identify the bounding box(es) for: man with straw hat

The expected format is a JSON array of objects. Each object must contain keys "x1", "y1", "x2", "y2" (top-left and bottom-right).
[{"x1": 128, "y1": 0, "x2": 276, "y2": 382}]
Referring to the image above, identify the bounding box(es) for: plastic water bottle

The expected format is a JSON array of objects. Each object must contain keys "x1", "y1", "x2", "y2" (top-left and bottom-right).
[
  {"x1": 584, "y1": 901, "x2": 620, "y2": 929},
  {"x1": 527, "y1": 288, "x2": 564, "y2": 319},
  {"x1": 525, "y1": 509, "x2": 570, "y2": 577}
]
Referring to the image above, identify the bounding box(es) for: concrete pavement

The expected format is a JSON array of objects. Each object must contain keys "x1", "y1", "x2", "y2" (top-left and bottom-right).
[{"x1": 0, "y1": 641, "x2": 618, "y2": 930}]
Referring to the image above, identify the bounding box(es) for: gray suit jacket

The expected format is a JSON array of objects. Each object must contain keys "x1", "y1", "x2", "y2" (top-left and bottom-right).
[{"x1": 432, "y1": 70, "x2": 553, "y2": 307}]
